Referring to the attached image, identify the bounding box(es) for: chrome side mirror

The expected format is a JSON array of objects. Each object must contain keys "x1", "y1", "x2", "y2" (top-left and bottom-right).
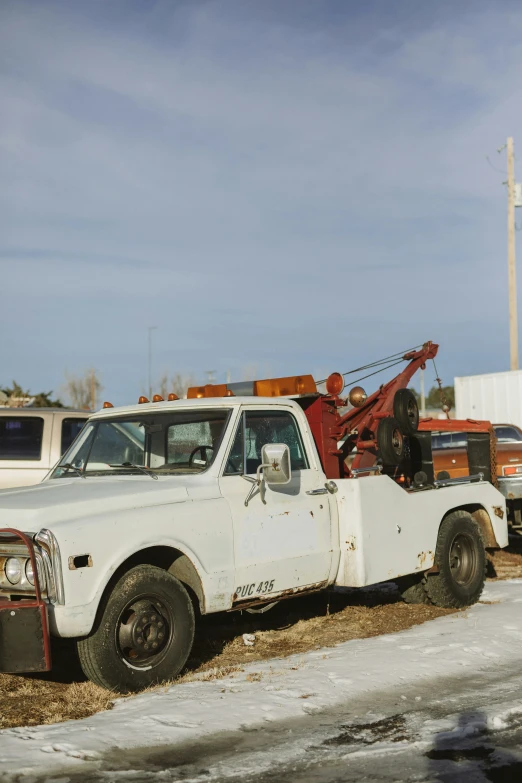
[
  {"x1": 259, "y1": 443, "x2": 292, "y2": 485},
  {"x1": 243, "y1": 443, "x2": 292, "y2": 506}
]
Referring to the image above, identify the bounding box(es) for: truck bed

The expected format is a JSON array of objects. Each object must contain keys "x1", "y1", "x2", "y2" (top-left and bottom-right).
[{"x1": 334, "y1": 475, "x2": 508, "y2": 588}]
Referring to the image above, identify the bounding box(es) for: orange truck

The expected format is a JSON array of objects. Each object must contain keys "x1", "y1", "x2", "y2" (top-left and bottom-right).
[{"x1": 431, "y1": 423, "x2": 522, "y2": 535}]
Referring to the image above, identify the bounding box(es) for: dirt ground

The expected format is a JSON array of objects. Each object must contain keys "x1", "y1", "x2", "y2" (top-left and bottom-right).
[{"x1": 2, "y1": 536, "x2": 521, "y2": 732}]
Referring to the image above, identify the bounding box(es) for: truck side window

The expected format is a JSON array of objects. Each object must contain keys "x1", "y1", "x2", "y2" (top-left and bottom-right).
[
  {"x1": 224, "y1": 416, "x2": 244, "y2": 475},
  {"x1": 0, "y1": 417, "x2": 44, "y2": 460},
  {"x1": 224, "y1": 411, "x2": 308, "y2": 475}
]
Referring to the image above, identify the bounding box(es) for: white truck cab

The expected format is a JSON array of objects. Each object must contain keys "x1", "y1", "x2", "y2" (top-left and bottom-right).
[
  {"x1": 0, "y1": 394, "x2": 508, "y2": 693},
  {"x1": 0, "y1": 408, "x2": 89, "y2": 489}
]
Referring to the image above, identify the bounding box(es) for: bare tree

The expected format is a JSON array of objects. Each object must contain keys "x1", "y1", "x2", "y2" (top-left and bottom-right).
[
  {"x1": 158, "y1": 372, "x2": 198, "y2": 400},
  {"x1": 63, "y1": 369, "x2": 103, "y2": 410}
]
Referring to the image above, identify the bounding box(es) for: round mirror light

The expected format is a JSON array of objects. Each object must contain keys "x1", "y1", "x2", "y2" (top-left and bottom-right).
[
  {"x1": 348, "y1": 386, "x2": 368, "y2": 408},
  {"x1": 326, "y1": 372, "x2": 344, "y2": 395},
  {"x1": 5, "y1": 558, "x2": 22, "y2": 585}
]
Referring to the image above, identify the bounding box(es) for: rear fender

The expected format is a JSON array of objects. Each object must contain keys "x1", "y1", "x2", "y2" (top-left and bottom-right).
[{"x1": 441, "y1": 504, "x2": 506, "y2": 549}]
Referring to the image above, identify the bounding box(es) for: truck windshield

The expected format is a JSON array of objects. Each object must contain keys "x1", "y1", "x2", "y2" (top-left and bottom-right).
[{"x1": 51, "y1": 409, "x2": 231, "y2": 478}]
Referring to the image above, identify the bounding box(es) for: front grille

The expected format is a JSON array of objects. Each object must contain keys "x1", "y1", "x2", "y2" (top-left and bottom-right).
[{"x1": 0, "y1": 537, "x2": 45, "y2": 599}]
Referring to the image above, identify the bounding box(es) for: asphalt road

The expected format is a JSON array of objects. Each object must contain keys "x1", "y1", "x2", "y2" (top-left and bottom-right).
[{"x1": 57, "y1": 660, "x2": 522, "y2": 783}]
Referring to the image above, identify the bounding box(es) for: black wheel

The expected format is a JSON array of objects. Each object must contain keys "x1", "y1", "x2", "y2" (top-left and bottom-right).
[
  {"x1": 377, "y1": 417, "x2": 404, "y2": 465},
  {"x1": 77, "y1": 565, "x2": 195, "y2": 693},
  {"x1": 424, "y1": 510, "x2": 486, "y2": 608},
  {"x1": 396, "y1": 574, "x2": 430, "y2": 604},
  {"x1": 393, "y1": 389, "x2": 419, "y2": 435}
]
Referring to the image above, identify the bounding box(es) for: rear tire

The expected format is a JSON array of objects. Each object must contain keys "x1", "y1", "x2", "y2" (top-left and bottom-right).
[
  {"x1": 77, "y1": 564, "x2": 195, "y2": 693},
  {"x1": 425, "y1": 511, "x2": 486, "y2": 608}
]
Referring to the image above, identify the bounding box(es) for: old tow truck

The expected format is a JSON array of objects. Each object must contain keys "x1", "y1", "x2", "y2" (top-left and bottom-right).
[{"x1": 0, "y1": 342, "x2": 508, "y2": 691}]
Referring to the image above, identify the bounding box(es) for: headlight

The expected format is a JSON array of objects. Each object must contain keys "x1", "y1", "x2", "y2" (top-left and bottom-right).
[
  {"x1": 34, "y1": 529, "x2": 64, "y2": 605},
  {"x1": 5, "y1": 558, "x2": 22, "y2": 585},
  {"x1": 25, "y1": 558, "x2": 35, "y2": 586}
]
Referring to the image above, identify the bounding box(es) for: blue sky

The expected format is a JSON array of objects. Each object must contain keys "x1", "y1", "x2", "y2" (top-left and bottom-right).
[{"x1": 2, "y1": 0, "x2": 522, "y2": 405}]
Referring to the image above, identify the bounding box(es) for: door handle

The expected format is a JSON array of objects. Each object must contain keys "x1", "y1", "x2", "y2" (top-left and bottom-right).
[{"x1": 306, "y1": 488, "x2": 328, "y2": 495}]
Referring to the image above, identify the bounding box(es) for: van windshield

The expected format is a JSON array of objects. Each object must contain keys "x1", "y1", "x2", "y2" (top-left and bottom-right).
[{"x1": 51, "y1": 409, "x2": 231, "y2": 478}]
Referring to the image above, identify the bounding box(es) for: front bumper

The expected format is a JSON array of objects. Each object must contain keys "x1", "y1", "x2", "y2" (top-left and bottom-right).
[
  {"x1": 497, "y1": 476, "x2": 522, "y2": 501},
  {"x1": 0, "y1": 529, "x2": 52, "y2": 673}
]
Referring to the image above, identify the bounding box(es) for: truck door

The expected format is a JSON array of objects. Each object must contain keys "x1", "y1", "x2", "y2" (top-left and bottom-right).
[{"x1": 218, "y1": 407, "x2": 334, "y2": 604}]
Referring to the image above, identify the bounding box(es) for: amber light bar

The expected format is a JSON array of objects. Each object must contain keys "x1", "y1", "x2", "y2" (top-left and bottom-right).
[{"x1": 187, "y1": 374, "x2": 317, "y2": 399}]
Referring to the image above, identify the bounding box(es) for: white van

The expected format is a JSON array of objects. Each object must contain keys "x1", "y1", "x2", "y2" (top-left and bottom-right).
[{"x1": 0, "y1": 409, "x2": 89, "y2": 489}]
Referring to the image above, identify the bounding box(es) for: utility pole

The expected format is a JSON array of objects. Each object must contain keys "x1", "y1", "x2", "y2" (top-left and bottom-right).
[
  {"x1": 507, "y1": 137, "x2": 518, "y2": 370},
  {"x1": 148, "y1": 326, "x2": 157, "y2": 399}
]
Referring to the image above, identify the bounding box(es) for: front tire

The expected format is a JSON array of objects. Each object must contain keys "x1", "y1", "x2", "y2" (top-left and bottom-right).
[
  {"x1": 425, "y1": 511, "x2": 486, "y2": 608},
  {"x1": 77, "y1": 565, "x2": 195, "y2": 693}
]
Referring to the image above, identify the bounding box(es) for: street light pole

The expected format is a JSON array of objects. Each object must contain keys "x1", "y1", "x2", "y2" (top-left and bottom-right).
[{"x1": 148, "y1": 326, "x2": 157, "y2": 399}]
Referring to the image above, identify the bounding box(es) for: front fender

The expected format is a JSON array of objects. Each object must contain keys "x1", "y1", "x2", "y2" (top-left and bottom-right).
[
  {"x1": 50, "y1": 538, "x2": 211, "y2": 637},
  {"x1": 50, "y1": 498, "x2": 235, "y2": 637}
]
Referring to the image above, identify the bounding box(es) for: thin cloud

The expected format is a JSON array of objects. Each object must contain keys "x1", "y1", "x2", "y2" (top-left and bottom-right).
[{"x1": 1, "y1": 0, "x2": 521, "y2": 402}]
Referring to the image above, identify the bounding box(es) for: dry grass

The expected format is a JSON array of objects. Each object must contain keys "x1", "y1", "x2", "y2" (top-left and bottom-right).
[
  {"x1": 0, "y1": 588, "x2": 453, "y2": 730},
  {"x1": 2, "y1": 537, "x2": 521, "y2": 732},
  {"x1": 0, "y1": 675, "x2": 112, "y2": 730}
]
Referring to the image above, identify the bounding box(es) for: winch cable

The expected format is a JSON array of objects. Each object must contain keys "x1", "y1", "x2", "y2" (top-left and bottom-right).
[
  {"x1": 315, "y1": 343, "x2": 424, "y2": 386},
  {"x1": 432, "y1": 356, "x2": 450, "y2": 419},
  {"x1": 341, "y1": 357, "x2": 407, "y2": 389}
]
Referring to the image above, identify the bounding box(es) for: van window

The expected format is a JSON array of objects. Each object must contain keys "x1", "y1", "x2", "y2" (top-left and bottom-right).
[
  {"x1": 0, "y1": 417, "x2": 45, "y2": 460},
  {"x1": 61, "y1": 419, "x2": 88, "y2": 455}
]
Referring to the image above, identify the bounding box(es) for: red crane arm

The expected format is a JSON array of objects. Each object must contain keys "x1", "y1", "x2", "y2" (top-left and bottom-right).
[{"x1": 336, "y1": 341, "x2": 439, "y2": 473}]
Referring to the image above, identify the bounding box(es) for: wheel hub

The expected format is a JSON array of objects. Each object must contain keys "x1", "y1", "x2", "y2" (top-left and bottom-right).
[
  {"x1": 392, "y1": 428, "x2": 403, "y2": 452},
  {"x1": 131, "y1": 612, "x2": 165, "y2": 651},
  {"x1": 117, "y1": 597, "x2": 171, "y2": 666},
  {"x1": 449, "y1": 533, "x2": 476, "y2": 586}
]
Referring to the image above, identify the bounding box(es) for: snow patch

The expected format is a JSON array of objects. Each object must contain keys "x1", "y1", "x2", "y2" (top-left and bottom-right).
[{"x1": 0, "y1": 580, "x2": 521, "y2": 780}]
